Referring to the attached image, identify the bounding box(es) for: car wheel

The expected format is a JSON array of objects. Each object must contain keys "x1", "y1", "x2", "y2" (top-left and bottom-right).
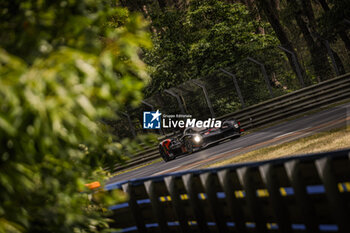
[
  {"x1": 169, "y1": 152, "x2": 176, "y2": 161},
  {"x1": 185, "y1": 138, "x2": 193, "y2": 154},
  {"x1": 159, "y1": 147, "x2": 169, "y2": 162}
]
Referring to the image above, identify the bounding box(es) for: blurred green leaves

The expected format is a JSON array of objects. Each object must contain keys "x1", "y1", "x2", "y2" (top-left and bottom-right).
[{"x1": 0, "y1": 0, "x2": 151, "y2": 232}]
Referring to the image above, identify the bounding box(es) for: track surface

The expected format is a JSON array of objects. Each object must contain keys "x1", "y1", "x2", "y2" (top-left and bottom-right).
[{"x1": 107, "y1": 102, "x2": 350, "y2": 184}]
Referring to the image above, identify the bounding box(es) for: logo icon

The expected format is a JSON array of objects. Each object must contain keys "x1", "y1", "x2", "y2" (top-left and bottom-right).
[{"x1": 143, "y1": 110, "x2": 161, "y2": 129}]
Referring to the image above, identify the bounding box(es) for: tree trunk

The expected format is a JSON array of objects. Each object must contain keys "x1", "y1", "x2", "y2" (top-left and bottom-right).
[
  {"x1": 301, "y1": 0, "x2": 345, "y2": 76},
  {"x1": 257, "y1": 0, "x2": 307, "y2": 83},
  {"x1": 331, "y1": 47, "x2": 346, "y2": 75},
  {"x1": 339, "y1": 31, "x2": 350, "y2": 52},
  {"x1": 257, "y1": 0, "x2": 294, "y2": 50},
  {"x1": 318, "y1": 0, "x2": 330, "y2": 11},
  {"x1": 245, "y1": 0, "x2": 265, "y2": 34},
  {"x1": 271, "y1": 0, "x2": 280, "y2": 12},
  {"x1": 300, "y1": 0, "x2": 316, "y2": 28},
  {"x1": 318, "y1": 0, "x2": 350, "y2": 54},
  {"x1": 287, "y1": 0, "x2": 333, "y2": 81}
]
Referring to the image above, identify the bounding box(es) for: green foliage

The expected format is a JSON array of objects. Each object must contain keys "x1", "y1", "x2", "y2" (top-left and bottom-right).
[
  {"x1": 0, "y1": 1, "x2": 151, "y2": 232},
  {"x1": 186, "y1": 1, "x2": 279, "y2": 75},
  {"x1": 143, "y1": 0, "x2": 289, "y2": 109},
  {"x1": 143, "y1": 8, "x2": 192, "y2": 94}
]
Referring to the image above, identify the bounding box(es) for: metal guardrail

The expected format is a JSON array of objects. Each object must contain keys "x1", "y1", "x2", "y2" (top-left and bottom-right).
[
  {"x1": 113, "y1": 73, "x2": 350, "y2": 172},
  {"x1": 106, "y1": 148, "x2": 350, "y2": 233},
  {"x1": 218, "y1": 73, "x2": 350, "y2": 128}
]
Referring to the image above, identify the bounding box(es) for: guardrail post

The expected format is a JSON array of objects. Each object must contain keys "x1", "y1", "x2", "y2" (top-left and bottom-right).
[
  {"x1": 164, "y1": 176, "x2": 190, "y2": 233},
  {"x1": 182, "y1": 174, "x2": 207, "y2": 233},
  {"x1": 278, "y1": 46, "x2": 305, "y2": 87},
  {"x1": 219, "y1": 68, "x2": 246, "y2": 108},
  {"x1": 237, "y1": 167, "x2": 268, "y2": 233},
  {"x1": 284, "y1": 160, "x2": 320, "y2": 232},
  {"x1": 217, "y1": 170, "x2": 247, "y2": 232},
  {"x1": 191, "y1": 80, "x2": 216, "y2": 118},
  {"x1": 122, "y1": 183, "x2": 147, "y2": 233},
  {"x1": 310, "y1": 32, "x2": 341, "y2": 76},
  {"x1": 141, "y1": 100, "x2": 163, "y2": 135},
  {"x1": 259, "y1": 164, "x2": 292, "y2": 233},
  {"x1": 144, "y1": 181, "x2": 169, "y2": 233},
  {"x1": 200, "y1": 173, "x2": 229, "y2": 232},
  {"x1": 323, "y1": 40, "x2": 340, "y2": 76},
  {"x1": 315, "y1": 158, "x2": 350, "y2": 233},
  {"x1": 164, "y1": 89, "x2": 186, "y2": 114},
  {"x1": 121, "y1": 112, "x2": 136, "y2": 138},
  {"x1": 141, "y1": 100, "x2": 154, "y2": 111},
  {"x1": 178, "y1": 90, "x2": 189, "y2": 114},
  {"x1": 247, "y1": 57, "x2": 274, "y2": 98}
]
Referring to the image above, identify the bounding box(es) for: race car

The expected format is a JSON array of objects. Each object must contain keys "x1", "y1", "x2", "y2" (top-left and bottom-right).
[{"x1": 159, "y1": 119, "x2": 242, "y2": 162}]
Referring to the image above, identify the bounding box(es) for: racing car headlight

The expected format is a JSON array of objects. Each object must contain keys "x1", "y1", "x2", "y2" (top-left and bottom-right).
[{"x1": 193, "y1": 134, "x2": 202, "y2": 143}]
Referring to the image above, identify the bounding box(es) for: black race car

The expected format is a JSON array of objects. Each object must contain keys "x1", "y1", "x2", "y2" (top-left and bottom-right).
[{"x1": 159, "y1": 119, "x2": 243, "y2": 162}]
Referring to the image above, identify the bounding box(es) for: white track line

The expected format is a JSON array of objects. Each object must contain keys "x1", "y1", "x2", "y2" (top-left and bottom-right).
[
  {"x1": 227, "y1": 147, "x2": 242, "y2": 153},
  {"x1": 274, "y1": 132, "x2": 295, "y2": 139},
  {"x1": 274, "y1": 127, "x2": 312, "y2": 139}
]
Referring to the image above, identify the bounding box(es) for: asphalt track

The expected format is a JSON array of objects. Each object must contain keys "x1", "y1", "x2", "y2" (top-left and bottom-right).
[{"x1": 107, "y1": 102, "x2": 350, "y2": 184}]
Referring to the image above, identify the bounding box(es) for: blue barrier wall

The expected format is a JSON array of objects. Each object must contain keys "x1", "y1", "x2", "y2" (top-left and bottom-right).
[{"x1": 106, "y1": 149, "x2": 350, "y2": 233}]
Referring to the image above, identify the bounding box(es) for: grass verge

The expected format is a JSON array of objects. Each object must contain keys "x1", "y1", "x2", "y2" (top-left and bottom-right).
[{"x1": 208, "y1": 126, "x2": 350, "y2": 168}]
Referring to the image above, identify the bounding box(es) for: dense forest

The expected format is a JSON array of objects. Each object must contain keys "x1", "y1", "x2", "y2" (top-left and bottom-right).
[
  {"x1": 0, "y1": 0, "x2": 349, "y2": 232},
  {"x1": 123, "y1": 0, "x2": 350, "y2": 95}
]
